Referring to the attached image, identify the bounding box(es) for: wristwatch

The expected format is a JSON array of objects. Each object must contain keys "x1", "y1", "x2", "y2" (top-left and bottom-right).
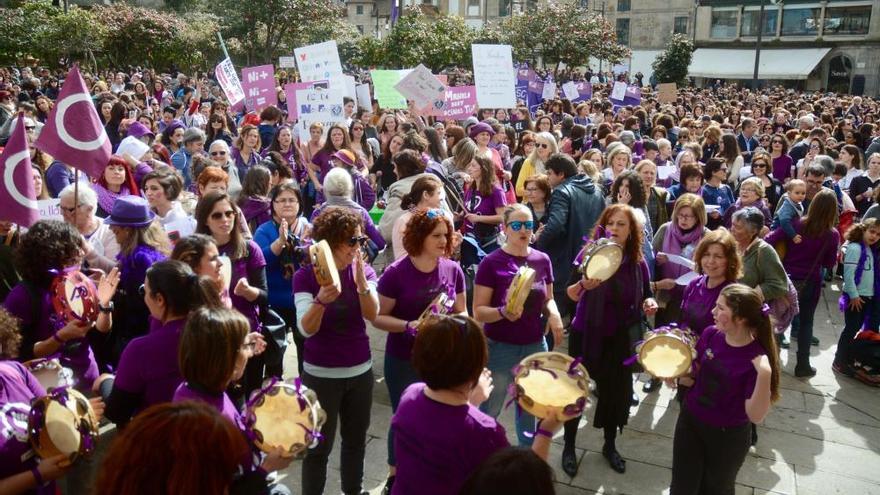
[
  {"x1": 98, "y1": 301, "x2": 114, "y2": 313},
  {"x1": 357, "y1": 286, "x2": 371, "y2": 295}
]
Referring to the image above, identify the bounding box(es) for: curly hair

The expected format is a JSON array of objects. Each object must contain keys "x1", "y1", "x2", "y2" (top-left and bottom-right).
[
  {"x1": 403, "y1": 208, "x2": 454, "y2": 258},
  {"x1": 311, "y1": 206, "x2": 362, "y2": 249},
  {"x1": 0, "y1": 307, "x2": 22, "y2": 359},
  {"x1": 15, "y1": 220, "x2": 83, "y2": 289},
  {"x1": 693, "y1": 228, "x2": 742, "y2": 282},
  {"x1": 589, "y1": 204, "x2": 644, "y2": 263},
  {"x1": 610, "y1": 170, "x2": 646, "y2": 209}
]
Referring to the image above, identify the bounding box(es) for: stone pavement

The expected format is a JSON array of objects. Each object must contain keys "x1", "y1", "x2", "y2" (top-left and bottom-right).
[{"x1": 275, "y1": 283, "x2": 880, "y2": 495}]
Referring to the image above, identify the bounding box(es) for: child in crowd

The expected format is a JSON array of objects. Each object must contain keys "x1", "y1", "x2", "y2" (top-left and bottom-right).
[
  {"x1": 835, "y1": 218, "x2": 880, "y2": 376},
  {"x1": 772, "y1": 179, "x2": 806, "y2": 244}
]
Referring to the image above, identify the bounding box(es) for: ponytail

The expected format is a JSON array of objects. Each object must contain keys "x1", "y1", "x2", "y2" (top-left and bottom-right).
[
  {"x1": 146, "y1": 261, "x2": 223, "y2": 319},
  {"x1": 401, "y1": 175, "x2": 443, "y2": 211}
]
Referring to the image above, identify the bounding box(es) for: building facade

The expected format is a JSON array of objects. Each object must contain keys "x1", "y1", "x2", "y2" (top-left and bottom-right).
[{"x1": 691, "y1": 0, "x2": 880, "y2": 95}]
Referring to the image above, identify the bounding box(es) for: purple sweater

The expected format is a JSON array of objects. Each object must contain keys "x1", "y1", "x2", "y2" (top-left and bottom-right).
[{"x1": 764, "y1": 218, "x2": 839, "y2": 282}]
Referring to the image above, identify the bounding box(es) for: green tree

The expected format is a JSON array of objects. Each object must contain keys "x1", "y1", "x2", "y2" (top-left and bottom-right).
[
  {"x1": 501, "y1": 3, "x2": 629, "y2": 74},
  {"x1": 0, "y1": 0, "x2": 55, "y2": 65},
  {"x1": 651, "y1": 34, "x2": 694, "y2": 86},
  {"x1": 382, "y1": 7, "x2": 477, "y2": 71},
  {"x1": 37, "y1": 7, "x2": 106, "y2": 68}
]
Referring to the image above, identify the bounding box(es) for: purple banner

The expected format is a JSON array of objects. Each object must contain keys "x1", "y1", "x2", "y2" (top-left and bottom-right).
[
  {"x1": 572, "y1": 82, "x2": 593, "y2": 103},
  {"x1": 610, "y1": 85, "x2": 642, "y2": 108},
  {"x1": 527, "y1": 79, "x2": 544, "y2": 115},
  {"x1": 242, "y1": 65, "x2": 277, "y2": 112}
]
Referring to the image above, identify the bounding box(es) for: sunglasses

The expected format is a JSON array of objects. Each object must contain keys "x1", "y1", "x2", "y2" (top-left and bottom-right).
[
  {"x1": 211, "y1": 151, "x2": 227, "y2": 156},
  {"x1": 348, "y1": 235, "x2": 369, "y2": 247},
  {"x1": 537, "y1": 143, "x2": 550, "y2": 149},
  {"x1": 210, "y1": 210, "x2": 235, "y2": 220},
  {"x1": 507, "y1": 220, "x2": 535, "y2": 231},
  {"x1": 772, "y1": 140, "x2": 783, "y2": 144},
  {"x1": 752, "y1": 162, "x2": 768, "y2": 168}
]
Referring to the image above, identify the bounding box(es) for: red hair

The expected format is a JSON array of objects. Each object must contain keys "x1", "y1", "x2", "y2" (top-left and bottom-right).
[
  {"x1": 96, "y1": 155, "x2": 140, "y2": 195},
  {"x1": 94, "y1": 401, "x2": 248, "y2": 495}
]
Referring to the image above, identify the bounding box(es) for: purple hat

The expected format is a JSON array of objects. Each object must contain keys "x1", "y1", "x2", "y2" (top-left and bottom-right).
[
  {"x1": 468, "y1": 122, "x2": 495, "y2": 139},
  {"x1": 164, "y1": 120, "x2": 185, "y2": 136},
  {"x1": 332, "y1": 149, "x2": 358, "y2": 168},
  {"x1": 104, "y1": 196, "x2": 155, "y2": 228},
  {"x1": 127, "y1": 121, "x2": 155, "y2": 139}
]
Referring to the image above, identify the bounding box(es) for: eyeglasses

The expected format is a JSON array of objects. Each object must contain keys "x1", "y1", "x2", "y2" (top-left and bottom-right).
[
  {"x1": 507, "y1": 220, "x2": 535, "y2": 231},
  {"x1": 210, "y1": 210, "x2": 236, "y2": 220},
  {"x1": 752, "y1": 162, "x2": 767, "y2": 168},
  {"x1": 809, "y1": 144, "x2": 821, "y2": 149},
  {"x1": 60, "y1": 205, "x2": 82, "y2": 213},
  {"x1": 771, "y1": 140, "x2": 783, "y2": 144},
  {"x1": 25, "y1": 126, "x2": 35, "y2": 132},
  {"x1": 210, "y1": 151, "x2": 227, "y2": 156},
  {"x1": 536, "y1": 143, "x2": 550, "y2": 149},
  {"x1": 348, "y1": 235, "x2": 369, "y2": 247}
]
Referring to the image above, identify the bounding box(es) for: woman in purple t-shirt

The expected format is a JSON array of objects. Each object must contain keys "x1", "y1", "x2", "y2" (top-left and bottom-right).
[
  {"x1": 293, "y1": 207, "x2": 379, "y2": 495},
  {"x1": 173, "y1": 307, "x2": 289, "y2": 491},
  {"x1": 391, "y1": 315, "x2": 561, "y2": 495},
  {"x1": 670, "y1": 284, "x2": 780, "y2": 495},
  {"x1": 462, "y1": 155, "x2": 507, "y2": 254},
  {"x1": 196, "y1": 191, "x2": 269, "y2": 400},
  {"x1": 679, "y1": 229, "x2": 740, "y2": 336},
  {"x1": 473, "y1": 204, "x2": 564, "y2": 447},
  {"x1": 566, "y1": 204, "x2": 658, "y2": 475},
  {"x1": 374, "y1": 208, "x2": 466, "y2": 492}
]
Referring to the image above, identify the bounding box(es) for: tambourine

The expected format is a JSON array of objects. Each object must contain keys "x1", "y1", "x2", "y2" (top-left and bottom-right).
[
  {"x1": 28, "y1": 386, "x2": 99, "y2": 463},
  {"x1": 50, "y1": 270, "x2": 99, "y2": 324},
  {"x1": 635, "y1": 324, "x2": 697, "y2": 379},
  {"x1": 309, "y1": 240, "x2": 340, "y2": 288},
  {"x1": 24, "y1": 358, "x2": 74, "y2": 391},
  {"x1": 245, "y1": 378, "x2": 327, "y2": 458},
  {"x1": 416, "y1": 293, "x2": 452, "y2": 330},
  {"x1": 579, "y1": 238, "x2": 623, "y2": 282},
  {"x1": 512, "y1": 352, "x2": 590, "y2": 422},
  {"x1": 505, "y1": 266, "x2": 536, "y2": 317}
]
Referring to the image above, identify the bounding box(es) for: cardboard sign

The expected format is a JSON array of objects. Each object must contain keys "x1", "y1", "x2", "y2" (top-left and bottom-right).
[
  {"x1": 356, "y1": 83, "x2": 372, "y2": 110},
  {"x1": 471, "y1": 44, "x2": 516, "y2": 108},
  {"x1": 440, "y1": 86, "x2": 477, "y2": 120},
  {"x1": 370, "y1": 70, "x2": 409, "y2": 109},
  {"x1": 37, "y1": 198, "x2": 62, "y2": 221},
  {"x1": 562, "y1": 81, "x2": 579, "y2": 101},
  {"x1": 294, "y1": 87, "x2": 345, "y2": 143},
  {"x1": 215, "y1": 58, "x2": 245, "y2": 110},
  {"x1": 283, "y1": 80, "x2": 328, "y2": 122},
  {"x1": 395, "y1": 64, "x2": 446, "y2": 109},
  {"x1": 542, "y1": 82, "x2": 557, "y2": 101},
  {"x1": 241, "y1": 65, "x2": 277, "y2": 112},
  {"x1": 278, "y1": 56, "x2": 297, "y2": 68},
  {"x1": 658, "y1": 82, "x2": 677, "y2": 104},
  {"x1": 610, "y1": 81, "x2": 627, "y2": 101},
  {"x1": 294, "y1": 41, "x2": 344, "y2": 90}
]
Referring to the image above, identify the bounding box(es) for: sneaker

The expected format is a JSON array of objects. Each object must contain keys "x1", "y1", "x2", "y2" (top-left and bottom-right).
[
  {"x1": 777, "y1": 334, "x2": 789, "y2": 349},
  {"x1": 854, "y1": 369, "x2": 880, "y2": 387},
  {"x1": 832, "y1": 361, "x2": 855, "y2": 377}
]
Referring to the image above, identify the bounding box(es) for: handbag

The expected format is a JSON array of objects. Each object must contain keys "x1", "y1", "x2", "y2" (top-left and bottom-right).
[{"x1": 260, "y1": 306, "x2": 287, "y2": 369}]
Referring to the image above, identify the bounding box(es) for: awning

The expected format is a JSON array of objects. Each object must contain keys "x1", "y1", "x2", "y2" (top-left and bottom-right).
[{"x1": 688, "y1": 48, "x2": 831, "y2": 80}]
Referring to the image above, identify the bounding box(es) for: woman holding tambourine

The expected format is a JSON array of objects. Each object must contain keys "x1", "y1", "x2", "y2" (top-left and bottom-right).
[
  {"x1": 565, "y1": 203, "x2": 658, "y2": 475},
  {"x1": 373, "y1": 207, "x2": 466, "y2": 494},
  {"x1": 473, "y1": 203, "x2": 564, "y2": 446},
  {"x1": 293, "y1": 206, "x2": 379, "y2": 495}
]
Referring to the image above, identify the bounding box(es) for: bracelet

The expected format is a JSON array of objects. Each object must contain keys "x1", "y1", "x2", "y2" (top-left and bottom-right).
[
  {"x1": 357, "y1": 286, "x2": 371, "y2": 295},
  {"x1": 534, "y1": 428, "x2": 554, "y2": 439},
  {"x1": 51, "y1": 331, "x2": 65, "y2": 344},
  {"x1": 497, "y1": 307, "x2": 506, "y2": 320},
  {"x1": 31, "y1": 466, "x2": 47, "y2": 487},
  {"x1": 313, "y1": 298, "x2": 328, "y2": 309}
]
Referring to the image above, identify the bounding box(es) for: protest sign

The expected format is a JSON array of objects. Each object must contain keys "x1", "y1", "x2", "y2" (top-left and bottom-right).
[
  {"x1": 283, "y1": 80, "x2": 328, "y2": 122},
  {"x1": 370, "y1": 70, "x2": 408, "y2": 109},
  {"x1": 573, "y1": 81, "x2": 593, "y2": 103},
  {"x1": 278, "y1": 56, "x2": 297, "y2": 68},
  {"x1": 294, "y1": 87, "x2": 345, "y2": 143},
  {"x1": 241, "y1": 65, "x2": 277, "y2": 112},
  {"x1": 658, "y1": 83, "x2": 677, "y2": 104},
  {"x1": 610, "y1": 81, "x2": 627, "y2": 101},
  {"x1": 38, "y1": 198, "x2": 62, "y2": 221},
  {"x1": 395, "y1": 64, "x2": 446, "y2": 110},
  {"x1": 215, "y1": 58, "x2": 245, "y2": 111},
  {"x1": 562, "y1": 81, "x2": 579, "y2": 101},
  {"x1": 356, "y1": 84, "x2": 372, "y2": 110},
  {"x1": 542, "y1": 82, "x2": 557, "y2": 101},
  {"x1": 343, "y1": 75, "x2": 358, "y2": 102},
  {"x1": 440, "y1": 86, "x2": 477, "y2": 120},
  {"x1": 471, "y1": 44, "x2": 516, "y2": 108},
  {"x1": 294, "y1": 41, "x2": 344, "y2": 90}
]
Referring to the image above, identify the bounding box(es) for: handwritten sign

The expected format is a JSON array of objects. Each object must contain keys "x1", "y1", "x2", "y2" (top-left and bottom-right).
[
  {"x1": 241, "y1": 65, "x2": 276, "y2": 112},
  {"x1": 395, "y1": 64, "x2": 446, "y2": 110},
  {"x1": 440, "y1": 86, "x2": 477, "y2": 120},
  {"x1": 562, "y1": 81, "x2": 579, "y2": 101},
  {"x1": 278, "y1": 56, "x2": 297, "y2": 68},
  {"x1": 356, "y1": 83, "x2": 372, "y2": 110},
  {"x1": 294, "y1": 87, "x2": 344, "y2": 143},
  {"x1": 610, "y1": 81, "x2": 627, "y2": 101},
  {"x1": 294, "y1": 41, "x2": 344, "y2": 90},
  {"x1": 370, "y1": 70, "x2": 408, "y2": 109},
  {"x1": 283, "y1": 80, "x2": 328, "y2": 122},
  {"x1": 471, "y1": 44, "x2": 516, "y2": 108},
  {"x1": 542, "y1": 81, "x2": 558, "y2": 101},
  {"x1": 658, "y1": 82, "x2": 677, "y2": 104},
  {"x1": 214, "y1": 58, "x2": 245, "y2": 111}
]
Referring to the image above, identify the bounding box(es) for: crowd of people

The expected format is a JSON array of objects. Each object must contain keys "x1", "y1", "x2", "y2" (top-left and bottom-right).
[{"x1": 0, "y1": 61, "x2": 879, "y2": 495}]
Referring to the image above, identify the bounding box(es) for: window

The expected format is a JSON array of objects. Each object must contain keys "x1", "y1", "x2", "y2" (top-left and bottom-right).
[
  {"x1": 741, "y1": 8, "x2": 778, "y2": 37},
  {"x1": 355, "y1": 5, "x2": 363, "y2": 15},
  {"x1": 617, "y1": 0, "x2": 630, "y2": 12},
  {"x1": 824, "y1": 5, "x2": 871, "y2": 35},
  {"x1": 499, "y1": 0, "x2": 511, "y2": 16},
  {"x1": 616, "y1": 18, "x2": 630, "y2": 45},
  {"x1": 781, "y1": 6, "x2": 821, "y2": 36},
  {"x1": 673, "y1": 16, "x2": 688, "y2": 35},
  {"x1": 467, "y1": 0, "x2": 480, "y2": 16},
  {"x1": 710, "y1": 9, "x2": 738, "y2": 39},
  {"x1": 356, "y1": 25, "x2": 364, "y2": 34}
]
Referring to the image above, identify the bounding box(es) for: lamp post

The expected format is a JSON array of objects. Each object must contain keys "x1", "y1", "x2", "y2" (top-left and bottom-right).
[{"x1": 752, "y1": 0, "x2": 781, "y2": 90}]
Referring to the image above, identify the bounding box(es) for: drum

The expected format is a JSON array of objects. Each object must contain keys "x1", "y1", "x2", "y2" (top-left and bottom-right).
[
  {"x1": 28, "y1": 387, "x2": 98, "y2": 463},
  {"x1": 416, "y1": 293, "x2": 452, "y2": 330},
  {"x1": 578, "y1": 238, "x2": 623, "y2": 282},
  {"x1": 635, "y1": 324, "x2": 697, "y2": 379},
  {"x1": 245, "y1": 378, "x2": 327, "y2": 458},
  {"x1": 309, "y1": 240, "x2": 340, "y2": 288},
  {"x1": 50, "y1": 270, "x2": 99, "y2": 324},
  {"x1": 512, "y1": 352, "x2": 590, "y2": 422},
  {"x1": 505, "y1": 266, "x2": 536, "y2": 317},
  {"x1": 23, "y1": 359, "x2": 74, "y2": 391}
]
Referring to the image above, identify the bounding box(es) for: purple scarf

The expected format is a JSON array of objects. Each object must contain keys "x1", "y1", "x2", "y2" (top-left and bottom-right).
[
  {"x1": 93, "y1": 183, "x2": 132, "y2": 215},
  {"x1": 660, "y1": 221, "x2": 703, "y2": 279}
]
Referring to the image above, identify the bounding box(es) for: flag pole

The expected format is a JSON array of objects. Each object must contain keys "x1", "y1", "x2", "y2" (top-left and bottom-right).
[
  {"x1": 73, "y1": 168, "x2": 79, "y2": 225},
  {"x1": 217, "y1": 32, "x2": 231, "y2": 61}
]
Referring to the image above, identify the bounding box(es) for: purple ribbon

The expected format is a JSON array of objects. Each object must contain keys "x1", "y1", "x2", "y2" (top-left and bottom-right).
[
  {"x1": 760, "y1": 304, "x2": 771, "y2": 317},
  {"x1": 567, "y1": 356, "x2": 584, "y2": 377},
  {"x1": 293, "y1": 377, "x2": 307, "y2": 412}
]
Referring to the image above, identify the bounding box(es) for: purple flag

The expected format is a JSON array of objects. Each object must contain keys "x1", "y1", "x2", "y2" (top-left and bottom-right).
[
  {"x1": 391, "y1": 0, "x2": 399, "y2": 25},
  {"x1": 572, "y1": 82, "x2": 593, "y2": 103},
  {"x1": 527, "y1": 79, "x2": 544, "y2": 115},
  {"x1": 0, "y1": 114, "x2": 39, "y2": 227},
  {"x1": 610, "y1": 84, "x2": 642, "y2": 108},
  {"x1": 34, "y1": 65, "x2": 110, "y2": 179},
  {"x1": 515, "y1": 63, "x2": 532, "y2": 107}
]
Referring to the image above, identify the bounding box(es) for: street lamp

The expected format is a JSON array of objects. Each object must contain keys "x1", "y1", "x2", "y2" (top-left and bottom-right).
[{"x1": 752, "y1": 0, "x2": 782, "y2": 90}]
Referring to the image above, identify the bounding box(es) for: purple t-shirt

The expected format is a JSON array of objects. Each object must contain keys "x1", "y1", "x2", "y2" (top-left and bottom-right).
[
  {"x1": 474, "y1": 248, "x2": 553, "y2": 345},
  {"x1": 218, "y1": 240, "x2": 266, "y2": 331},
  {"x1": 0, "y1": 361, "x2": 53, "y2": 494},
  {"x1": 463, "y1": 185, "x2": 507, "y2": 237},
  {"x1": 391, "y1": 383, "x2": 510, "y2": 495},
  {"x1": 679, "y1": 276, "x2": 732, "y2": 336},
  {"x1": 377, "y1": 257, "x2": 465, "y2": 360},
  {"x1": 293, "y1": 263, "x2": 378, "y2": 368},
  {"x1": 114, "y1": 317, "x2": 186, "y2": 412},
  {"x1": 685, "y1": 326, "x2": 765, "y2": 428},
  {"x1": 772, "y1": 154, "x2": 794, "y2": 182},
  {"x1": 3, "y1": 284, "x2": 98, "y2": 391},
  {"x1": 173, "y1": 382, "x2": 245, "y2": 431}
]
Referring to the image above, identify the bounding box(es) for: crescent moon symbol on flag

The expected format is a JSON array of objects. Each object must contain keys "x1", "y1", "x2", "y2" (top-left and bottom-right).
[
  {"x1": 54, "y1": 92, "x2": 107, "y2": 151},
  {"x1": 3, "y1": 150, "x2": 37, "y2": 210}
]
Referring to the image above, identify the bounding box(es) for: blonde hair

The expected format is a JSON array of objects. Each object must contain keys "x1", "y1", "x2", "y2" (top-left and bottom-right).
[
  {"x1": 672, "y1": 193, "x2": 707, "y2": 227},
  {"x1": 739, "y1": 177, "x2": 765, "y2": 199}
]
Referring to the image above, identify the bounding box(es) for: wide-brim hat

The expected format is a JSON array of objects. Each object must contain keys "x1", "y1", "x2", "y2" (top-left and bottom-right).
[
  {"x1": 468, "y1": 122, "x2": 495, "y2": 139},
  {"x1": 104, "y1": 195, "x2": 155, "y2": 228},
  {"x1": 332, "y1": 149, "x2": 358, "y2": 168},
  {"x1": 127, "y1": 121, "x2": 155, "y2": 139}
]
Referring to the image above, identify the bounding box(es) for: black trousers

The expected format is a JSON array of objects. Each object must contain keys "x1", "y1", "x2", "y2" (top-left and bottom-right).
[
  {"x1": 301, "y1": 369, "x2": 374, "y2": 495},
  {"x1": 670, "y1": 405, "x2": 751, "y2": 495}
]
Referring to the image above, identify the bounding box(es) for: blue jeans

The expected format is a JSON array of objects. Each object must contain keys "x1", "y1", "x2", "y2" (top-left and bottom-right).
[
  {"x1": 480, "y1": 339, "x2": 548, "y2": 446},
  {"x1": 384, "y1": 353, "x2": 420, "y2": 467}
]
